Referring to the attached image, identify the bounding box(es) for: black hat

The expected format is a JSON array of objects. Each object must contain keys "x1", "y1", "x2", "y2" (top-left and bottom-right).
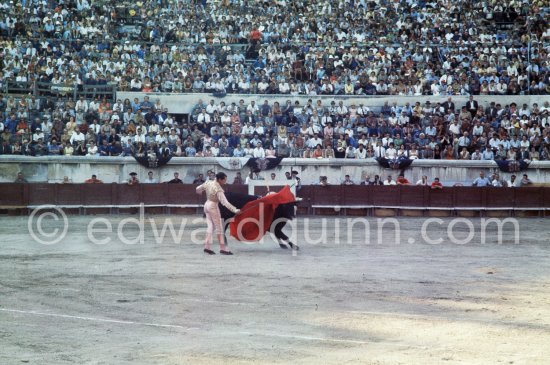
[{"x1": 130, "y1": 172, "x2": 137, "y2": 176}]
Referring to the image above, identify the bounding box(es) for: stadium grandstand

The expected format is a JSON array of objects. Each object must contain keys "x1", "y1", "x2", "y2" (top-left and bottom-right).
[{"x1": 0, "y1": 0, "x2": 549, "y2": 162}]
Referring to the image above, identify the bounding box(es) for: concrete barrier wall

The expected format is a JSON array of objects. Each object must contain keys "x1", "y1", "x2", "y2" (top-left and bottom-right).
[
  {"x1": 116, "y1": 92, "x2": 550, "y2": 114},
  {"x1": 0, "y1": 156, "x2": 549, "y2": 186}
]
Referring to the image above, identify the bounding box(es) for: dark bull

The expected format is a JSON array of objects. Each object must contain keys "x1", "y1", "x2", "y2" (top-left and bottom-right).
[{"x1": 219, "y1": 192, "x2": 299, "y2": 250}]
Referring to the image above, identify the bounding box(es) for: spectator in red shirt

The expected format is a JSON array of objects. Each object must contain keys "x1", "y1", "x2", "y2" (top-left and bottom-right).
[
  {"x1": 431, "y1": 177, "x2": 443, "y2": 190},
  {"x1": 396, "y1": 174, "x2": 410, "y2": 185},
  {"x1": 249, "y1": 27, "x2": 262, "y2": 44},
  {"x1": 85, "y1": 174, "x2": 103, "y2": 184}
]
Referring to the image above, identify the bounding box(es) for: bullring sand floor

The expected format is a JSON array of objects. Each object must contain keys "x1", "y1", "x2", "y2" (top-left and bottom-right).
[{"x1": 1, "y1": 215, "x2": 549, "y2": 364}]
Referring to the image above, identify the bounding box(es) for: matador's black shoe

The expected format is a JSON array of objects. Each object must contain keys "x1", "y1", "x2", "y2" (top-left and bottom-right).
[
  {"x1": 203, "y1": 248, "x2": 216, "y2": 255},
  {"x1": 220, "y1": 250, "x2": 234, "y2": 255}
]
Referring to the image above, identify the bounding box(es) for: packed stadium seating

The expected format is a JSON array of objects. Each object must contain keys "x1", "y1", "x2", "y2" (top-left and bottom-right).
[{"x1": 0, "y1": 0, "x2": 549, "y2": 163}]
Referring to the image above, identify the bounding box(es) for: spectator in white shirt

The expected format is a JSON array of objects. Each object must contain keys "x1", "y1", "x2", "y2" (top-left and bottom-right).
[
  {"x1": 75, "y1": 96, "x2": 88, "y2": 114},
  {"x1": 205, "y1": 101, "x2": 218, "y2": 115},
  {"x1": 506, "y1": 174, "x2": 518, "y2": 188},
  {"x1": 32, "y1": 128, "x2": 45, "y2": 142},
  {"x1": 242, "y1": 122, "x2": 255, "y2": 136},
  {"x1": 197, "y1": 109, "x2": 211, "y2": 124},
  {"x1": 471, "y1": 149, "x2": 483, "y2": 160},
  {"x1": 383, "y1": 175, "x2": 397, "y2": 185},
  {"x1": 416, "y1": 175, "x2": 429, "y2": 186},
  {"x1": 385, "y1": 143, "x2": 397, "y2": 159},
  {"x1": 448, "y1": 120, "x2": 461, "y2": 136},
  {"x1": 253, "y1": 143, "x2": 265, "y2": 158},
  {"x1": 220, "y1": 111, "x2": 231, "y2": 124},
  {"x1": 69, "y1": 129, "x2": 85, "y2": 144},
  {"x1": 143, "y1": 171, "x2": 159, "y2": 183},
  {"x1": 279, "y1": 81, "x2": 290, "y2": 94},
  {"x1": 86, "y1": 141, "x2": 98, "y2": 156},
  {"x1": 382, "y1": 134, "x2": 393, "y2": 147},
  {"x1": 246, "y1": 101, "x2": 259, "y2": 116},
  {"x1": 355, "y1": 144, "x2": 367, "y2": 159},
  {"x1": 374, "y1": 141, "x2": 386, "y2": 158},
  {"x1": 308, "y1": 134, "x2": 323, "y2": 148}
]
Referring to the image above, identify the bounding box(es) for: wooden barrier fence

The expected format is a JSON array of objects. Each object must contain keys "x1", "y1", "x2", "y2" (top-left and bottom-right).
[{"x1": 0, "y1": 184, "x2": 548, "y2": 217}]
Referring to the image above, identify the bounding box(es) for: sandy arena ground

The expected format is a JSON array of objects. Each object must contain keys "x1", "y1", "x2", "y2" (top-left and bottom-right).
[{"x1": 0, "y1": 213, "x2": 549, "y2": 365}]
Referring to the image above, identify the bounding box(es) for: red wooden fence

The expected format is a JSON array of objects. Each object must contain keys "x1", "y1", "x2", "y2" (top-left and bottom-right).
[{"x1": 0, "y1": 183, "x2": 548, "y2": 213}]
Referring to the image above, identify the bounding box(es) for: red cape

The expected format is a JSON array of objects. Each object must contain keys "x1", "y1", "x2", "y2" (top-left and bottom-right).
[{"x1": 230, "y1": 185, "x2": 296, "y2": 242}]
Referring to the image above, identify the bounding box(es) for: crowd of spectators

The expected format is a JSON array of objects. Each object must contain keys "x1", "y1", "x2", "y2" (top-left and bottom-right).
[
  {"x1": 1, "y1": 94, "x2": 550, "y2": 164},
  {"x1": 330, "y1": 173, "x2": 443, "y2": 186},
  {"x1": 332, "y1": 171, "x2": 533, "y2": 187},
  {"x1": 12, "y1": 169, "x2": 536, "y2": 187},
  {"x1": 0, "y1": 0, "x2": 549, "y2": 96},
  {"x1": 1, "y1": 0, "x2": 549, "y2": 165}
]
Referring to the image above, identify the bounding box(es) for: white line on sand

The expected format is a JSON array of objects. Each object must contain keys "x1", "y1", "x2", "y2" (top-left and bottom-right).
[
  {"x1": 237, "y1": 331, "x2": 370, "y2": 345},
  {"x1": 0, "y1": 307, "x2": 421, "y2": 347},
  {"x1": 6, "y1": 286, "x2": 546, "y2": 333},
  {"x1": 0, "y1": 308, "x2": 199, "y2": 331},
  {"x1": 237, "y1": 331, "x2": 428, "y2": 348}
]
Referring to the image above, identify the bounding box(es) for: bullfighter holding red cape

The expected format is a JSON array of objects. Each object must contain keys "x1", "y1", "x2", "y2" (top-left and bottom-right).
[{"x1": 229, "y1": 185, "x2": 297, "y2": 242}]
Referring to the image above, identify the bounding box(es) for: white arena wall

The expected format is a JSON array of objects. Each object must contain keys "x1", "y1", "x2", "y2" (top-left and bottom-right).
[
  {"x1": 116, "y1": 92, "x2": 550, "y2": 114},
  {"x1": 1, "y1": 156, "x2": 549, "y2": 186}
]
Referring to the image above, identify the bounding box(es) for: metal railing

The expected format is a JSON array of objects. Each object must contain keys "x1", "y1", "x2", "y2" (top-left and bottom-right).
[{"x1": 2, "y1": 82, "x2": 117, "y2": 102}]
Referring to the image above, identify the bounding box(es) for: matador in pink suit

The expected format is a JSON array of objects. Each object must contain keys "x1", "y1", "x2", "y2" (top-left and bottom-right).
[{"x1": 196, "y1": 172, "x2": 240, "y2": 255}]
